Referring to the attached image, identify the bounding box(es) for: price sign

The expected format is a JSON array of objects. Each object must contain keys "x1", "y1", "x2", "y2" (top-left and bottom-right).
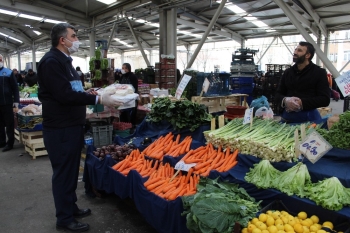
[
  {"x1": 243, "y1": 107, "x2": 254, "y2": 125},
  {"x1": 175, "y1": 74, "x2": 192, "y2": 99},
  {"x1": 175, "y1": 160, "x2": 196, "y2": 172},
  {"x1": 334, "y1": 70, "x2": 350, "y2": 97},
  {"x1": 299, "y1": 130, "x2": 332, "y2": 164}
]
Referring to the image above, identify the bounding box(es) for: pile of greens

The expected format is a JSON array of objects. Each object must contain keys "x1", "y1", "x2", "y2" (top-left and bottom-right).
[
  {"x1": 146, "y1": 97, "x2": 212, "y2": 131},
  {"x1": 316, "y1": 111, "x2": 350, "y2": 149},
  {"x1": 182, "y1": 178, "x2": 261, "y2": 233},
  {"x1": 22, "y1": 84, "x2": 38, "y2": 93},
  {"x1": 245, "y1": 160, "x2": 281, "y2": 189},
  {"x1": 306, "y1": 177, "x2": 350, "y2": 211}
]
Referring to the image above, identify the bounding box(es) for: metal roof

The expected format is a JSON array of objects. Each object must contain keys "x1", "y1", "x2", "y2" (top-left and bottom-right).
[{"x1": 0, "y1": 0, "x2": 350, "y2": 57}]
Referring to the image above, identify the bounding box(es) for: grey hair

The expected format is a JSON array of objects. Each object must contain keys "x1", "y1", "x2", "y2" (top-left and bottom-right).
[{"x1": 50, "y1": 23, "x2": 76, "y2": 47}]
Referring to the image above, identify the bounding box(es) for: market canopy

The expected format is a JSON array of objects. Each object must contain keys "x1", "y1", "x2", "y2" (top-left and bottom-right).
[{"x1": 0, "y1": 0, "x2": 349, "y2": 57}]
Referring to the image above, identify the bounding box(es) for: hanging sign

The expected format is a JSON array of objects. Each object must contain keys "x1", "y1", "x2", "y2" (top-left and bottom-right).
[
  {"x1": 175, "y1": 74, "x2": 192, "y2": 99},
  {"x1": 334, "y1": 70, "x2": 350, "y2": 97}
]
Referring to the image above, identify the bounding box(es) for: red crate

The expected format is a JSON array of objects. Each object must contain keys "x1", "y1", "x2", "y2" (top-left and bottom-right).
[
  {"x1": 161, "y1": 63, "x2": 176, "y2": 70},
  {"x1": 159, "y1": 82, "x2": 175, "y2": 89},
  {"x1": 160, "y1": 77, "x2": 175, "y2": 82},
  {"x1": 161, "y1": 58, "x2": 175, "y2": 64},
  {"x1": 155, "y1": 62, "x2": 161, "y2": 69},
  {"x1": 160, "y1": 69, "x2": 175, "y2": 77},
  {"x1": 155, "y1": 77, "x2": 160, "y2": 83}
]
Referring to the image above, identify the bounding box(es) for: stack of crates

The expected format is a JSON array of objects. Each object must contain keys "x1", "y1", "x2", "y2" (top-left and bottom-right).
[
  {"x1": 264, "y1": 64, "x2": 291, "y2": 113},
  {"x1": 230, "y1": 48, "x2": 258, "y2": 104},
  {"x1": 155, "y1": 57, "x2": 176, "y2": 89},
  {"x1": 196, "y1": 72, "x2": 230, "y2": 97}
]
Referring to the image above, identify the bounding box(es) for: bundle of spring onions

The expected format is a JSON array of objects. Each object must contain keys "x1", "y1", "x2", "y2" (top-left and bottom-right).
[{"x1": 204, "y1": 118, "x2": 314, "y2": 162}]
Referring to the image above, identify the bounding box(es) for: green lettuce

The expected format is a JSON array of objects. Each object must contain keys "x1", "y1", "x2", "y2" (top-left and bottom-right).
[
  {"x1": 245, "y1": 160, "x2": 282, "y2": 189},
  {"x1": 305, "y1": 177, "x2": 350, "y2": 211},
  {"x1": 272, "y1": 162, "x2": 311, "y2": 197}
]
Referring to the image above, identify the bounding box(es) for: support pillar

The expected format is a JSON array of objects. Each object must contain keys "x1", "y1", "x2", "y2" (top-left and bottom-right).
[
  {"x1": 316, "y1": 32, "x2": 321, "y2": 66},
  {"x1": 17, "y1": 51, "x2": 21, "y2": 71},
  {"x1": 323, "y1": 31, "x2": 330, "y2": 68},
  {"x1": 32, "y1": 41, "x2": 36, "y2": 72},
  {"x1": 89, "y1": 18, "x2": 96, "y2": 58}
]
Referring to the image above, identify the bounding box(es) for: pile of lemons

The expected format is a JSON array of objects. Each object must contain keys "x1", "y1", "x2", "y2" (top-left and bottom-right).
[{"x1": 242, "y1": 210, "x2": 340, "y2": 233}]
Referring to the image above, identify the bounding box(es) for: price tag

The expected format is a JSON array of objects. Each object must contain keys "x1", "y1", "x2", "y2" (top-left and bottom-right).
[
  {"x1": 334, "y1": 70, "x2": 350, "y2": 97},
  {"x1": 175, "y1": 74, "x2": 192, "y2": 99},
  {"x1": 243, "y1": 107, "x2": 254, "y2": 125},
  {"x1": 175, "y1": 160, "x2": 196, "y2": 172},
  {"x1": 299, "y1": 130, "x2": 333, "y2": 164}
]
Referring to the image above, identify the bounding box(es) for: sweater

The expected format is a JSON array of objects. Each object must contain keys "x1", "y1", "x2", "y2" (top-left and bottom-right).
[
  {"x1": 0, "y1": 67, "x2": 19, "y2": 105},
  {"x1": 37, "y1": 47, "x2": 96, "y2": 128},
  {"x1": 275, "y1": 62, "x2": 330, "y2": 111}
]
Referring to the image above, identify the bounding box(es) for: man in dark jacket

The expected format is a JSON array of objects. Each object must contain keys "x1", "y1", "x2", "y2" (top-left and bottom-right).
[
  {"x1": 37, "y1": 23, "x2": 122, "y2": 232},
  {"x1": 276, "y1": 41, "x2": 330, "y2": 123},
  {"x1": 0, "y1": 54, "x2": 19, "y2": 152},
  {"x1": 119, "y1": 63, "x2": 139, "y2": 126},
  {"x1": 24, "y1": 69, "x2": 38, "y2": 87}
]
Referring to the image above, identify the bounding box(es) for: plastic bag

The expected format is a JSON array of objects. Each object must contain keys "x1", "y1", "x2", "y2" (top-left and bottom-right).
[
  {"x1": 250, "y1": 96, "x2": 270, "y2": 114},
  {"x1": 255, "y1": 106, "x2": 274, "y2": 119}
]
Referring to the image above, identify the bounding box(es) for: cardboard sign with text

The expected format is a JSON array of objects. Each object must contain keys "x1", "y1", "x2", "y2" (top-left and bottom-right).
[{"x1": 335, "y1": 70, "x2": 350, "y2": 97}]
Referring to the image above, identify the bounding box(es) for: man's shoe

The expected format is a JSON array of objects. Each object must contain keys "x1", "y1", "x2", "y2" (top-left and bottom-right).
[
  {"x1": 0, "y1": 144, "x2": 6, "y2": 148},
  {"x1": 73, "y1": 208, "x2": 91, "y2": 218},
  {"x1": 2, "y1": 145, "x2": 13, "y2": 152},
  {"x1": 56, "y1": 220, "x2": 89, "y2": 232}
]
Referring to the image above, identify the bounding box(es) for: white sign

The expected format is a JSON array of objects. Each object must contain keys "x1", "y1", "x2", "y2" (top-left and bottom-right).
[
  {"x1": 243, "y1": 107, "x2": 254, "y2": 125},
  {"x1": 175, "y1": 74, "x2": 192, "y2": 99},
  {"x1": 334, "y1": 70, "x2": 350, "y2": 97},
  {"x1": 299, "y1": 130, "x2": 332, "y2": 164},
  {"x1": 202, "y1": 78, "x2": 210, "y2": 93},
  {"x1": 175, "y1": 160, "x2": 196, "y2": 172}
]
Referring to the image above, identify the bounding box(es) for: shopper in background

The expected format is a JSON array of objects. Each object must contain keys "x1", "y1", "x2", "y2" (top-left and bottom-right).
[
  {"x1": 119, "y1": 63, "x2": 138, "y2": 128},
  {"x1": 24, "y1": 68, "x2": 38, "y2": 87},
  {"x1": 37, "y1": 22, "x2": 123, "y2": 232},
  {"x1": 0, "y1": 54, "x2": 19, "y2": 152},
  {"x1": 276, "y1": 41, "x2": 330, "y2": 123},
  {"x1": 12, "y1": 68, "x2": 24, "y2": 86},
  {"x1": 76, "y1": 66, "x2": 85, "y2": 87}
]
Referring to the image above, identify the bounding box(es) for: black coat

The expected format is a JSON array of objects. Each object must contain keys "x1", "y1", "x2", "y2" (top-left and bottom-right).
[
  {"x1": 276, "y1": 62, "x2": 330, "y2": 111},
  {"x1": 120, "y1": 72, "x2": 138, "y2": 93}
]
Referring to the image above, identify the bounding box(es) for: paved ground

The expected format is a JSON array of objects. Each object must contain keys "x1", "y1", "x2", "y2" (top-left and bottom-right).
[{"x1": 0, "y1": 99, "x2": 345, "y2": 233}]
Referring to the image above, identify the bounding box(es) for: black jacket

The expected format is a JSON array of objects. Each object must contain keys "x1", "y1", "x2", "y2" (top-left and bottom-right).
[
  {"x1": 37, "y1": 47, "x2": 96, "y2": 128},
  {"x1": 24, "y1": 72, "x2": 38, "y2": 87},
  {"x1": 276, "y1": 62, "x2": 330, "y2": 111},
  {"x1": 120, "y1": 72, "x2": 138, "y2": 93},
  {"x1": 0, "y1": 67, "x2": 19, "y2": 105}
]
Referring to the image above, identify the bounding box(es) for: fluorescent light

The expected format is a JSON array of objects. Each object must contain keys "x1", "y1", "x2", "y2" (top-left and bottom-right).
[
  {"x1": 149, "y1": 23, "x2": 159, "y2": 28},
  {"x1": 33, "y1": 30, "x2": 42, "y2": 35},
  {"x1": 0, "y1": 9, "x2": 18, "y2": 16},
  {"x1": 19, "y1": 13, "x2": 42, "y2": 21},
  {"x1": 44, "y1": 19, "x2": 66, "y2": 24},
  {"x1": 266, "y1": 29, "x2": 276, "y2": 32},
  {"x1": 135, "y1": 19, "x2": 147, "y2": 24},
  {"x1": 96, "y1": 0, "x2": 116, "y2": 4},
  {"x1": 252, "y1": 21, "x2": 268, "y2": 27},
  {"x1": 0, "y1": 32, "x2": 23, "y2": 43},
  {"x1": 226, "y1": 5, "x2": 246, "y2": 14}
]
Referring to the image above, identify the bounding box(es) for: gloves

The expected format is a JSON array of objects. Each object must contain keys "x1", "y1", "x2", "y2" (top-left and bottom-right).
[
  {"x1": 13, "y1": 103, "x2": 19, "y2": 109},
  {"x1": 100, "y1": 92, "x2": 123, "y2": 107},
  {"x1": 284, "y1": 97, "x2": 302, "y2": 112}
]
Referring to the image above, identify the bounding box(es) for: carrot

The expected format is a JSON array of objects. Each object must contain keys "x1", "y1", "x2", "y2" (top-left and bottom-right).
[
  {"x1": 193, "y1": 159, "x2": 213, "y2": 171},
  {"x1": 168, "y1": 185, "x2": 184, "y2": 200},
  {"x1": 181, "y1": 150, "x2": 194, "y2": 161},
  {"x1": 117, "y1": 160, "x2": 130, "y2": 172},
  {"x1": 147, "y1": 179, "x2": 166, "y2": 191},
  {"x1": 184, "y1": 168, "x2": 193, "y2": 184},
  {"x1": 175, "y1": 134, "x2": 181, "y2": 144},
  {"x1": 189, "y1": 176, "x2": 194, "y2": 190},
  {"x1": 213, "y1": 159, "x2": 225, "y2": 170},
  {"x1": 144, "y1": 176, "x2": 161, "y2": 187},
  {"x1": 163, "y1": 186, "x2": 177, "y2": 199},
  {"x1": 222, "y1": 160, "x2": 238, "y2": 172},
  {"x1": 183, "y1": 190, "x2": 197, "y2": 196},
  {"x1": 164, "y1": 140, "x2": 174, "y2": 154},
  {"x1": 183, "y1": 158, "x2": 203, "y2": 164},
  {"x1": 186, "y1": 138, "x2": 192, "y2": 152}
]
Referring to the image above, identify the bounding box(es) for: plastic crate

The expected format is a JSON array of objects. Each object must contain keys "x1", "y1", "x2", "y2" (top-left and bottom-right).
[
  {"x1": 92, "y1": 124, "x2": 113, "y2": 147},
  {"x1": 160, "y1": 69, "x2": 175, "y2": 77},
  {"x1": 17, "y1": 113, "x2": 43, "y2": 132},
  {"x1": 160, "y1": 77, "x2": 175, "y2": 83},
  {"x1": 344, "y1": 96, "x2": 350, "y2": 112},
  {"x1": 88, "y1": 104, "x2": 104, "y2": 113},
  {"x1": 155, "y1": 77, "x2": 160, "y2": 83},
  {"x1": 231, "y1": 88, "x2": 253, "y2": 95},
  {"x1": 196, "y1": 72, "x2": 231, "y2": 97},
  {"x1": 159, "y1": 82, "x2": 175, "y2": 89},
  {"x1": 231, "y1": 77, "x2": 254, "y2": 85},
  {"x1": 155, "y1": 62, "x2": 160, "y2": 69},
  {"x1": 160, "y1": 63, "x2": 176, "y2": 70},
  {"x1": 161, "y1": 57, "x2": 175, "y2": 64}
]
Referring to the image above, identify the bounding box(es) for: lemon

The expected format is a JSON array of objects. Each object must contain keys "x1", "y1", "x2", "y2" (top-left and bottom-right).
[
  {"x1": 267, "y1": 210, "x2": 273, "y2": 215},
  {"x1": 252, "y1": 218, "x2": 260, "y2": 224},
  {"x1": 258, "y1": 223, "x2": 268, "y2": 231},
  {"x1": 277, "y1": 230, "x2": 286, "y2": 233},
  {"x1": 305, "y1": 219, "x2": 314, "y2": 226},
  {"x1": 254, "y1": 221, "x2": 263, "y2": 228},
  {"x1": 281, "y1": 216, "x2": 289, "y2": 224},
  {"x1": 259, "y1": 213, "x2": 268, "y2": 223},
  {"x1": 275, "y1": 219, "x2": 283, "y2": 225},
  {"x1": 315, "y1": 224, "x2": 322, "y2": 230},
  {"x1": 322, "y1": 222, "x2": 334, "y2": 230},
  {"x1": 298, "y1": 212, "x2": 308, "y2": 220},
  {"x1": 310, "y1": 225, "x2": 318, "y2": 232},
  {"x1": 242, "y1": 228, "x2": 248, "y2": 233},
  {"x1": 268, "y1": 225, "x2": 278, "y2": 233},
  {"x1": 294, "y1": 223, "x2": 304, "y2": 233},
  {"x1": 276, "y1": 224, "x2": 285, "y2": 231},
  {"x1": 317, "y1": 230, "x2": 327, "y2": 233},
  {"x1": 310, "y1": 215, "x2": 319, "y2": 224},
  {"x1": 262, "y1": 230, "x2": 270, "y2": 233},
  {"x1": 266, "y1": 217, "x2": 275, "y2": 226},
  {"x1": 248, "y1": 224, "x2": 257, "y2": 233},
  {"x1": 301, "y1": 220, "x2": 312, "y2": 227},
  {"x1": 284, "y1": 224, "x2": 294, "y2": 232},
  {"x1": 288, "y1": 218, "x2": 296, "y2": 227},
  {"x1": 253, "y1": 228, "x2": 262, "y2": 233},
  {"x1": 272, "y1": 211, "x2": 281, "y2": 220},
  {"x1": 303, "y1": 226, "x2": 310, "y2": 233}
]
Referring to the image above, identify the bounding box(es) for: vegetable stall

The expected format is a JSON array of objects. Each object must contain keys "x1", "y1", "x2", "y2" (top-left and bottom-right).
[{"x1": 83, "y1": 97, "x2": 350, "y2": 233}]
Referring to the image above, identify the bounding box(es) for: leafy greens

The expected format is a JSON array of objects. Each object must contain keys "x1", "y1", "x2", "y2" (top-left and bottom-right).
[{"x1": 245, "y1": 160, "x2": 282, "y2": 189}]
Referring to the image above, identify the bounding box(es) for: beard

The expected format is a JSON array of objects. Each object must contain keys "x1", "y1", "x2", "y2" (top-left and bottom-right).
[{"x1": 293, "y1": 53, "x2": 306, "y2": 64}]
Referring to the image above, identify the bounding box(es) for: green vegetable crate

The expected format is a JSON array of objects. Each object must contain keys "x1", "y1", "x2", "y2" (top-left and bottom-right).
[
  {"x1": 88, "y1": 104, "x2": 104, "y2": 113},
  {"x1": 92, "y1": 124, "x2": 113, "y2": 147}
]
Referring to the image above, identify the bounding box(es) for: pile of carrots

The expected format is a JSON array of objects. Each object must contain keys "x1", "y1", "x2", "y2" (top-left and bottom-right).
[
  {"x1": 142, "y1": 132, "x2": 192, "y2": 160},
  {"x1": 181, "y1": 143, "x2": 239, "y2": 176},
  {"x1": 144, "y1": 164, "x2": 199, "y2": 200},
  {"x1": 112, "y1": 149, "x2": 159, "y2": 177}
]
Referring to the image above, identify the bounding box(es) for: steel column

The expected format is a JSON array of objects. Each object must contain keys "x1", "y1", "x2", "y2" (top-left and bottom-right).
[
  {"x1": 32, "y1": 41, "x2": 36, "y2": 72},
  {"x1": 279, "y1": 36, "x2": 293, "y2": 56},
  {"x1": 89, "y1": 18, "x2": 96, "y2": 58},
  {"x1": 17, "y1": 52, "x2": 21, "y2": 71},
  {"x1": 107, "y1": 22, "x2": 117, "y2": 51},
  {"x1": 256, "y1": 37, "x2": 277, "y2": 64}
]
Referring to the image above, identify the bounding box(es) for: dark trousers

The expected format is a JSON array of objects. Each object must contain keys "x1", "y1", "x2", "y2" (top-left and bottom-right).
[
  {"x1": 0, "y1": 104, "x2": 15, "y2": 146},
  {"x1": 43, "y1": 125, "x2": 84, "y2": 225}
]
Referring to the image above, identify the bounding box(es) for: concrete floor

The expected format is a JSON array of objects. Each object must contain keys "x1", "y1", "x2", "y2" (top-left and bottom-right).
[{"x1": 0, "y1": 99, "x2": 345, "y2": 233}]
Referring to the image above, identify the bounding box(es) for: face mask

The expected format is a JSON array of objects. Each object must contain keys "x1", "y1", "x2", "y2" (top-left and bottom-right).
[
  {"x1": 0, "y1": 62, "x2": 3, "y2": 68},
  {"x1": 121, "y1": 69, "x2": 126, "y2": 74},
  {"x1": 64, "y1": 38, "x2": 81, "y2": 54}
]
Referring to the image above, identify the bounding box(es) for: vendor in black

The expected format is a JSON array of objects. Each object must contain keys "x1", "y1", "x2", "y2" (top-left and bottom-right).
[
  {"x1": 119, "y1": 63, "x2": 138, "y2": 126},
  {"x1": 276, "y1": 41, "x2": 330, "y2": 123},
  {"x1": 24, "y1": 69, "x2": 38, "y2": 87}
]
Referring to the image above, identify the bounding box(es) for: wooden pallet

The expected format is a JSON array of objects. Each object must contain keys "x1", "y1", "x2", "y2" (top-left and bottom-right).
[
  {"x1": 14, "y1": 129, "x2": 22, "y2": 143},
  {"x1": 21, "y1": 131, "x2": 43, "y2": 145},
  {"x1": 191, "y1": 94, "x2": 248, "y2": 113},
  {"x1": 25, "y1": 141, "x2": 47, "y2": 159}
]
